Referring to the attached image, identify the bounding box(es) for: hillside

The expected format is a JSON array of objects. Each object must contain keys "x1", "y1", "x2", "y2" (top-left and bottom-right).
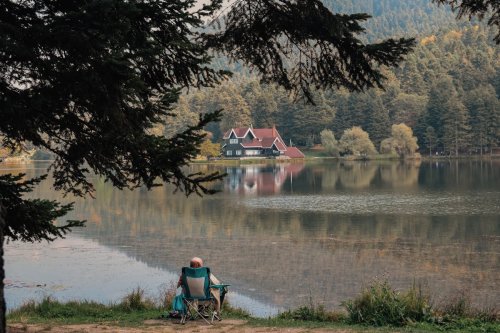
[{"x1": 166, "y1": 21, "x2": 499, "y2": 154}]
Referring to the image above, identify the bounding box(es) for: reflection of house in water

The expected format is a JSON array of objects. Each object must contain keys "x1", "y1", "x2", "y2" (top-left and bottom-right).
[{"x1": 226, "y1": 163, "x2": 305, "y2": 195}]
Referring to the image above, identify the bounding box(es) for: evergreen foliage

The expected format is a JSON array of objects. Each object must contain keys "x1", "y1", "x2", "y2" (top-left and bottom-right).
[
  {"x1": 206, "y1": 0, "x2": 415, "y2": 103},
  {"x1": 433, "y1": 0, "x2": 500, "y2": 43},
  {"x1": 175, "y1": 23, "x2": 498, "y2": 156}
]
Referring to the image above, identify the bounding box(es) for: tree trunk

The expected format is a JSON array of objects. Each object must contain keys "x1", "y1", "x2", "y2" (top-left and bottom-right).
[{"x1": 0, "y1": 202, "x2": 5, "y2": 333}]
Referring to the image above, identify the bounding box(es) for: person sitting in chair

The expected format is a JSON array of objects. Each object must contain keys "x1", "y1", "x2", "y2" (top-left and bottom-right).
[{"x1": 177, "y1": 257, "x2": 226, "y2": 314}]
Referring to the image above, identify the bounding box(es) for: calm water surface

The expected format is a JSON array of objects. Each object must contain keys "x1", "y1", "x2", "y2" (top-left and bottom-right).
[{"x1": 3, "y1": 160, "x2": 500, "y2": 316}]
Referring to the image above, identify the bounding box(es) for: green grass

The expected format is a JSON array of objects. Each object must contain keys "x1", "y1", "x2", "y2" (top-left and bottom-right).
[
  {"x1": 7, "y1": 283, "x2": 499, "y2": 332},
  {"x1": 7, "y1": 297, "x2": 161, "y2": 326},
  {"x1": 342, "y1": 281, "x2": 432, "y2": 326}
]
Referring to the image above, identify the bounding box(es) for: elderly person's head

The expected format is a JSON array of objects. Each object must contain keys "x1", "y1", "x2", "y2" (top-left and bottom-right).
[{"x1": 190, "y1": 257, "x2": 203, "y2": 268}]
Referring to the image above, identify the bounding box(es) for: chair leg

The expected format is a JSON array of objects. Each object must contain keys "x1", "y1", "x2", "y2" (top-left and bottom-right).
[{"x1": 184, "y1": 299, "x2": 212, "y2": 325}]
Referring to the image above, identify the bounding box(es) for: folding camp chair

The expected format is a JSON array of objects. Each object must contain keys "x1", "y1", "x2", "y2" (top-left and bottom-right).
[{"x1": 179, "y1": 267, "x2": 229, "y2": 325}]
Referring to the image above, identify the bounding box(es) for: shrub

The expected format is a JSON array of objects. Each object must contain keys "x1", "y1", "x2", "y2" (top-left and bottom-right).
[
  {"x1": 278, "y1": 300, "x2": 345, "y2": 322},
  {"x1": 342, "y1": 280, "x2": 431, "y2": 326},
  {"x1": 157, "y1": 283, "x2": 177, "y2": 310},
  {"x1": 119, "y1": 287, "x2": 155, "y2": 312},
  {"x1": 320, "y1": 129, "x2": 340, "y2": 157}
]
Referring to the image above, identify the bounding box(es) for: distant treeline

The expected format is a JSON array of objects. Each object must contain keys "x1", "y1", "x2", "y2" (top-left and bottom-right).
[{"x1": 155, "y1": 23, "x2": 499, "y2": 156}]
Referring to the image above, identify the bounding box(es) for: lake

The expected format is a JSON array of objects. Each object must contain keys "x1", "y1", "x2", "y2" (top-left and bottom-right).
[{"x1": 3, "y1": 159, "x2": 500, "y2": 316}]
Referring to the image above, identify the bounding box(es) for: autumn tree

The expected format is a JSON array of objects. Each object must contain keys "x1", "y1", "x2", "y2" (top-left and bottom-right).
[
  {"x1": 339, "y1": 127, "x2": 378, "y2": 156},
  {"x1": 199, "y1": 140, "x2": 221, "y2": 159},
  {"x1": 386, "y1": 124, "x2": 419, "y2": 157}
]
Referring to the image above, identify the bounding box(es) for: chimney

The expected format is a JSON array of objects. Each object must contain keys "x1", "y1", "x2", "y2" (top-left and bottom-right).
[{"x1": 272, "y1": 124, "x2": 277, "y2": 137}]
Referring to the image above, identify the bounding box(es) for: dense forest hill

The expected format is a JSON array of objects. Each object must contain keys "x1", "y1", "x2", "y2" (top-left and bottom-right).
[
  {"x1": 322, "y1": 0, "x2": 459, "y2": 41},
  {"x1": 162, "y1": 22, "x2": 499, "y2": 155}
]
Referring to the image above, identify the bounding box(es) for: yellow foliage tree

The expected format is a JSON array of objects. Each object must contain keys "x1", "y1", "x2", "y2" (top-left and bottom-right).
[
  {"x1": 199, "y1": 140, "x2": 221, "y2": 159},
  {"x1": 390, "y1": 123, "x2": 419, "y2": 157},
  {"x1": 339, "y1": 127, "x2": 377, "y2": 156}
]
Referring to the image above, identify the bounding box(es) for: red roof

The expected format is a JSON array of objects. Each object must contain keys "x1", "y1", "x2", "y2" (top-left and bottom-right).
[
  {"x1": 240, "y1": 138, "x2": 263, "y2": 148},
  {"x1": 274, "y1": 140, "x2": 287, "y2": 151},
  {"x1": 253, "y1": 128, "x2": 276, "y2": 138},
  {"x1": 223, "y1": 126, "x2": 304, "y2": 158},
  {"x1": 260, "y1": 137, "x2": 277, "y2": 148},
  {"x1": 284, "y1": 147, "x2": 305, "y2": 158}
]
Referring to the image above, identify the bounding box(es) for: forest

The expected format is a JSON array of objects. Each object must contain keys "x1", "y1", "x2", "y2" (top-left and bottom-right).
[{"x1": 155, "y1": 0, "x2": 499, "y2": 157}]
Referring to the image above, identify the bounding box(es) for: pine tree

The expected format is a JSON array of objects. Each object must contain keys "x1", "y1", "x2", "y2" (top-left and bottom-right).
[
  {"x1": 442, "y1": 98, "x2": 471, "y2": 156},
  {"x1": 364, "y1": 91, "x2": 391, "y2": 149},
  {"x1": 465, "y1": 85, "x2": 500, "y2": 155},
  {"x1": 422, "y1": 76, "x2": 457, "y2": 151}
]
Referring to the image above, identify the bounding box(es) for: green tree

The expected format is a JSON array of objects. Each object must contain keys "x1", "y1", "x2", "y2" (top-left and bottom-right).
[
  {"x1": 419, "y1": 76, "x2": 456, "y2": 151},
  {"x1": 465, "y1": 85, "x2": 500, "y2": 155},
  {"x1": 320, "y1": 129, "x2": 340, "y2": 157},
  {"x1": 289, "y1": 91, "x2": 336, "y2": 146},
  {"x1": 0, "y1": 1, "x2": 417, "y2": 330},
  {"x1": 387, "y1": 93, "x2": 428, "y2": 128},
  {"x1": 433, "y1": 1, "x2": 500, "y2": 43},
  {"x1": 210, "y1": 83, "x2": 252, "y2": 133},
  {"x1": 241, "y1": 80, "x2": 279, "y2": 128},
  {"x1": 339, "y1": 127, "x2": 378, "y2": 156},
  {"x1": 442, "y1": 98, "x2": 471, "y2": 156},
  {"x1": 164, "y1": 96, "x2": 199, "y2": 138},
  {"x1": 364, "y1": 91, "x2": 391, "y2": 149},
  {"x1": 424, "y1": 126, "x2": 438, "y2": 156}
]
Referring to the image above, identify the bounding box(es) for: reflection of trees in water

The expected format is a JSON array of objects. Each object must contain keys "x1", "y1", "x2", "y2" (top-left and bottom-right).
[
  {"x1": 7, "y1": 161, "x2": 499, "y2": 309},
  {"x1": 379, "y1": 161, "x2": 420, "y2": 187},
  {"x1": 338, "y1": 162, "x2": 378, "y2": 189},
  {"x1": 67, "y1": 183, "x2": 500, "y2": 309}
]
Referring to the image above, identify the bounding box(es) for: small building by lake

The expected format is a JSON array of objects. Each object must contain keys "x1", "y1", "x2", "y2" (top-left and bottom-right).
[{"x1": 222, "y1": 126, "x2": 304, "y2": 159}]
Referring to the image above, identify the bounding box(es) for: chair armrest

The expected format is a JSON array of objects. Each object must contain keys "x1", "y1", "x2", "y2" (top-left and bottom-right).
[{"x1": 210, "y1": 284, "x2": 230, "y2": 289}]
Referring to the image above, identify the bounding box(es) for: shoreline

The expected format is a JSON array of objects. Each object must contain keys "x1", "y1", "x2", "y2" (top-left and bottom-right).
[{"x1": 7, "y1": 288, "x2": 499, "y2": 333}]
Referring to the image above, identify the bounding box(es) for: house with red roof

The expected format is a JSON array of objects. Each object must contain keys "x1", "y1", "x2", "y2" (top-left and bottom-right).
[{"x1": 222, "y1": 126, "x2": 305, "y2": 159}]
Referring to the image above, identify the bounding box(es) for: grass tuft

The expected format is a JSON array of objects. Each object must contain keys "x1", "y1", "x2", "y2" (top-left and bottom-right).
[
  {"x1": 342, "y1": 280, "x2": 431, "y2": 326},
  {"x1": 278, "y1": 302, "x2": 345, "y2": 323},
  {"x1": 118, "y1": 287, "x2": 155, "y2": 312}
]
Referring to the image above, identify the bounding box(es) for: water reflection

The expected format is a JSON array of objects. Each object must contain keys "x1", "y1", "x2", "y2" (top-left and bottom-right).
[
  {"x1": 2, "y1": 160, "x2": 500, "y2": 312},
  {"x1": 225, "y1": 163, "x2": 305, "y2": 195}
]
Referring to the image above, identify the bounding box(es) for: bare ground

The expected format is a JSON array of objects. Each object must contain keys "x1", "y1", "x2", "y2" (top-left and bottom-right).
[{"x1": 7, "y1": 320, "x2": 358, "y2": 333}]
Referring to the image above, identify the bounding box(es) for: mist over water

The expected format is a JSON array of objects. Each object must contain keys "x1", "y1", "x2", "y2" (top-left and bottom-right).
[{"x1": 3, "y1": 160, "x2": 500, "y2": 314}]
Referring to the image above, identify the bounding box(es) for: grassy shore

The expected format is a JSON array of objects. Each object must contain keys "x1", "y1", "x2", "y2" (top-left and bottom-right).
[{"x1": 7, "y1": 282, "x2": 499, "y2": 332}]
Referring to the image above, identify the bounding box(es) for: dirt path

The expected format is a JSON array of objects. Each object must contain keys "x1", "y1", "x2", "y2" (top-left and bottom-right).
[{"x1": 8, "y1": 320, "x2": 357, "y2": 333}]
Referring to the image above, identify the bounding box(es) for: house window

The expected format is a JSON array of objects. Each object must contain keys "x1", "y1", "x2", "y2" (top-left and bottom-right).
[
  {"x1": 245, "y1": 150, "x2": 260, "y2": 156},
  {"x1": 227, "y1": 150, "x2": 233, "y2": 156},
  {"x1": 236, "y1": 150, "x2": 242, "y2": 156},
  {"x1": 229, "y1": 138, "x2": 238, "y2": 144}
]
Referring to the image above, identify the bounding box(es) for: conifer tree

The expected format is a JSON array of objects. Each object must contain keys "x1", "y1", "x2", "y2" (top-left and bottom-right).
[
  {"x1": 442, "y1": 98, "x2": 471, "y2": 156},
  {"x1": 465, "y1": 85, "x2": 500, "y2": 155},
  {"x1": 364, "y1": 91, "x2": 391, "y2": 149}
]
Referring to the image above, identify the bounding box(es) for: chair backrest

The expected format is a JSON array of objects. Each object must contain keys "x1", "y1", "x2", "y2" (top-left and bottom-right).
[{"x1": 181, "y1": 267, "x2": 212, "y2": 301}]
